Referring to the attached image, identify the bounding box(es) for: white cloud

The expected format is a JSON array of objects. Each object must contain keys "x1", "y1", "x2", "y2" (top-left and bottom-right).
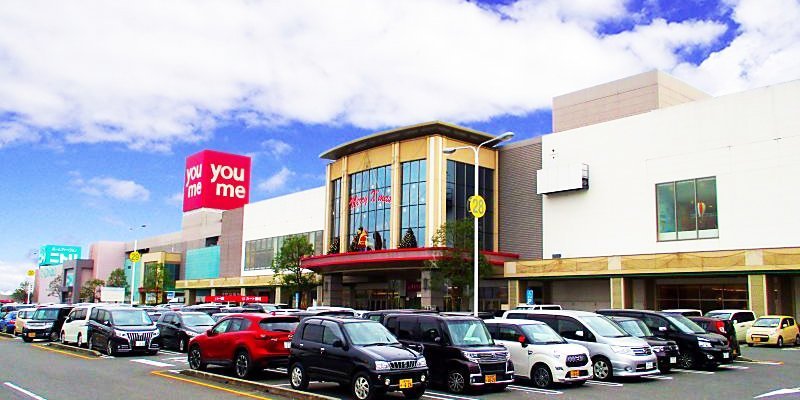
[
  {"x1": 72, "y1": 173, "x2": 151, "y2": 201},
  {"x1": 261, "y1": 138, "x2": 293, "y2": 158},
  {"x1": 0, "y1": 0, "x2": 795, "y2": 151},
  {"x1": 258, "y1": 167, "x2": 294, "y2": 193},
  {"x1": 0, "y1": 260, "x2": 32, "y2": 294},
  {"x1": 165, "y1": 191, "x2": 183, "y2": 207}
]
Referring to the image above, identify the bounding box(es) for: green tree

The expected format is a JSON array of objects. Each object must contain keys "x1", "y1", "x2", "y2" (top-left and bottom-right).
[
  {"x1": 47, "y1": 273, "x2": 63, "y2": 298},
  {"x1": 425, "y1": 218, "x2": 491, "y2": 311},
  {"x1": 143, "y1": 263, "x2": 175, "y2": 304},
  {"x1": 79, "y1": 279, "x2": 105, "y2": 302},
  {"x1": 11, "y1": 281, "x2": 32, "y2": 303},
  {"x1": 106, "y1": 267, "x2": 130, "y2": 297},
  {"x1": 272, "y1": 235, "x2": 319, "y2": 308}
]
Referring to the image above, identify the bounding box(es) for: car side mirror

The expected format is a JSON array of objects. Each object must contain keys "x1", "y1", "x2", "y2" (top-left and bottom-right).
[
  {"x1": 206, "y1": 329, "x2": 214, "y2": 336},
  {"x1": 434, "y1": 336, "x2": 442, "y2": 344},
  {"x1": 332, "y1": 339, "x2": 344, "y2": 348},
  {"x1": 103, "y1": 320, "x2": 110, "y2": 326},
  {"x1": 174, "y1": 322, "x2": 181, "y2": 328},
  {"x1": 575, "y1": 330, "x2": 584, "y2": 337}
]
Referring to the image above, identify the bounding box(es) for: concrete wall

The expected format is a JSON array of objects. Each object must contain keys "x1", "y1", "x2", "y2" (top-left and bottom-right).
[
  {"x1": 542, "y1": 79, "x2": 800, "y2": 258},
  {"x1": 498, "y1": 138, "x2": 543, "y2": 259},
  {"x1": 219, "y1": 207, "x2": 244, "y2": 278},
  {"x1": 33, "y1": 265, "x2": 62, "y2": 304},
  {"x1": 550, "y1": 279, "x2": 610, "y2": 311},
  {"x1": 89, "y1": 241, "x2": 126, "y2": 282}
]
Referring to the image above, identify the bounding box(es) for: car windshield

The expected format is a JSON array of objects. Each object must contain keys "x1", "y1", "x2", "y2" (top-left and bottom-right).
[
  {"x1": 617, "y1": 320, "x2": 652, "y2": 337},
  {"x1": 259, "y1": 319, "x2": 299, "y2": 332},
  {"x1": 343, "y1": 321, "x2": 398, "y2": 346},
  {"x1": 445, "y1": 320, "x2": 493, "y2": 346},
  {"x1": 705, "y1": 312, "x2": 731, "y2": 320},
  {"x1": 182, "y1": 313, "x2": 215, "y2": 327},
  {"x1": 110, "y1": 310, "x2": 153, "y2": 326},
  {"x1": 580, "y1": 315, "x2": 629, "y2": 338},
  {"x1": 520, "y1": 324, "x2": 566, "y2": 344},
  {"x1": 32, "y1": 309, "x2": 60, "y2": 320},
  {"x1": 665, "y1": 314, "x2": 706, "y2": 334},
  {"x1": 753, "y1": 318, "x2": 780, "y2": 328}
]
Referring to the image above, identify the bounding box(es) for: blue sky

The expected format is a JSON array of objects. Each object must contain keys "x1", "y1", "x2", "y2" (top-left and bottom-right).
[{"x1": 1, "y1": 0, "x2": 799, "y2": 293}]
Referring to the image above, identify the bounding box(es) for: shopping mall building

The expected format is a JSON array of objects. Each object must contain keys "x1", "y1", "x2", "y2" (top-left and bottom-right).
[{"x1": 35, "y1": 71, "x2": 800, "y2": 317}]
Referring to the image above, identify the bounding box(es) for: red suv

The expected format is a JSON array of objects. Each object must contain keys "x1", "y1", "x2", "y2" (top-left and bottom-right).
[{"x1": 188, "y1": 313, "x2": 299, "y2": 378}]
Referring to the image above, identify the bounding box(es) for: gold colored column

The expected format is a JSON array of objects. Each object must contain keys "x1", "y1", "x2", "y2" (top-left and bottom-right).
[
  {"x1": 390, "y1": 143, "x2": 401, "y2": 248},
  {"x1": 338, "y1": 156, "x2": 349, "y2": 253},
  {"x1": 610, "y1": 277, "x2": 626, "y2": 309},
  {"x1": 748, "y1": 274, "x2": 768, "y2": 316}
]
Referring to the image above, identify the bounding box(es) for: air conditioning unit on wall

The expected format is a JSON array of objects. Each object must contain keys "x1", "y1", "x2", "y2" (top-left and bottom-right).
[{"x1": 536, "y1": 163, "x2": 589, "y2": 195}]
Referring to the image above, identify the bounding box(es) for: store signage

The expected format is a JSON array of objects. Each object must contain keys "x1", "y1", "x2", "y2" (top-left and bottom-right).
[
  {"x1": 100, "y1": 287, "x2": 125, "y2": 302},
  {"x1": 183, "y1": 150, "x2": 251, "y2": 212},
  {"x1": 129, "y1": 251, "x2": 141, "y2": 263},
  {"x1": 38, "y1": 245, "x2": 81, "y2": 266},
  {"x1": 526, "y1": 288, "x2": 534, "y2": 305},
  {"x1": 349, "y1": 189, "x2": 391, "y2": 209},
  {"x1": 208, "y1": 295, "x2": 269, "y2": 303},
  {"x1": 468, "y1": 195, "x2": 486, "y2": 218}
]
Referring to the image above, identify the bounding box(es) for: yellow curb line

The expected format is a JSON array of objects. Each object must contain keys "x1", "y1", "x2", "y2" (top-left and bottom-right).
[
  {"x1": 151, "y1": 370, "x2": 273, "y2": 400},
  {"x1": 32, "y1": 344, "x2": 98, "y2": 360}
]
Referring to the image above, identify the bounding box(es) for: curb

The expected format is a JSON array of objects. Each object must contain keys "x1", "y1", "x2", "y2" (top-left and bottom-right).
[
  {"x1": 0, "y1": 332, "x2": 15, "y2": 339},
  {"x1": 180, "y1": 369, "x2": 339, "y2": 400},
  {"x1": 47, "y1": 342, "x2": 103, "y2": 357}
]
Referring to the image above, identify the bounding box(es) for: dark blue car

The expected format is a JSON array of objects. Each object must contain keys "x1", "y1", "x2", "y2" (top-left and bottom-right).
[{"x1": 0, "y1": 311, "x2": 18, "y2": 334}]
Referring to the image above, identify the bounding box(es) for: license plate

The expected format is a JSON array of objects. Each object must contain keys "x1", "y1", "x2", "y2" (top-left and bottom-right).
[
  {"x1": 27, "y1": 332, "x2": 35, "y2": 338},
  {"x1": 284, "y1": 342, "x2": 291, "y2": 349},
  {"x1": 485, "y1": 375, "x2": 496, "y2": 383},
  {"x1": 399, "y1": 379, "x2": 413, "y2": 389},
  {"x1": 135, "y1": 340, "x2": 145, "y2": 347},
  {"x1": 646, "y1": 362, "x2": 654, "y2": 369},
  {"x1": 723, "y1": 352, "x2": 729, "y2": 359},
  {"x1": 569, "y1": 370, "x2": 580, "y2": 378},
  {"x1": 670, "y1": 357, "x2": 677, "y2": 364}
]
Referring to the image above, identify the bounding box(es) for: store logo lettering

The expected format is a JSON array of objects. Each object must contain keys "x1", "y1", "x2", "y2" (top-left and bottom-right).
[
  {"x1": 186, "y1": 165, "x2": 203, "y2": 198},
  {"x1": 349, "y1": 189, "x2": 391, "y2": 208},
  {"x1": 210, "y1": 164, "x2": 246, "y2": 199}
]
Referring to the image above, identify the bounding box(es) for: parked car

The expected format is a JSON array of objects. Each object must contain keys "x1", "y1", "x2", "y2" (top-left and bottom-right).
[
  {"x1": 241, "y1": 303, "x2": 286, "y2": 312},
  {"x1": 289, "y1": 316, "x2": 428, "y2": 400},
  {"x1": 383, "y1": 313, "x2": 513, "y2": 393},
  {"x1": 661, "y1": 309, "x2": 703, "y2": 317},
  {"x1": 211, "y1": 312, "x2": 240, "y2": 322},
  {"x1": 157, "y1": 311, "x2": 216, "y2": 352},
  {"x1": 513, "y1": 304, "x2": 562, "y2": 311},
  {"x1": 607, "y1": 316, "x2": 680, "y2": 372},
  {"x1": 746, "y1": 315, "x2": 800, "y2": 347},
  {"x1": 704, "y1": 309, "x2": 757, "y2": 342},
  {"x1": 87, "y1": 306, "x2": 160, "y2": 355},
  {"x1": 504, "y1": 310, "x2": 658, "y2": 381},
  {"x1": 689, "y1": 316, "x2": 740, "y2": 358},
  {"x1": 188, "y1": 314, "x2": 299, "y2": 379},
  {"x1": 485, "y1": 319, "x2": 592, "y2": 388},
  {"x1": 362, "y1": 309, "x2": 438, "y2": 324},
  {"x1": 61, "y1": 304, "x2": 104, "y2": 347},
  {"x1": 440, "y1": 312, "x2": 496, "y2": 320},
  {"x1": 23, "y1": 305, "x2": 74, "y2": 342},
  {"x1": 0, "y1": 311, "x2": 17, "y2": 334},
  {"x1": 182, "y1": 304, "x2": 224, "y2": 316},
  {"x1": 597, "y1": 309, "x2": 731, "y2": 370},
  {"x1": 14, "y1": 309, "x2": 34, "y2": 336}
]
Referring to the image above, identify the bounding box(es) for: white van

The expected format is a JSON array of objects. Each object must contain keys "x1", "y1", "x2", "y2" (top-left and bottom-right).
[
  {"x1": 61, "y1": 305, "x2": 102, "y2": 347},
  {"x1": 514, "y1": 304, "x2": 562, "y2": 311}
]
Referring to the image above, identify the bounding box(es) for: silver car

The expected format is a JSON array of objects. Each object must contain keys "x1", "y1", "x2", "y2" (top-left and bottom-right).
[{"x1": 503, "y1": 309, "x2": 659, "y2": 381}]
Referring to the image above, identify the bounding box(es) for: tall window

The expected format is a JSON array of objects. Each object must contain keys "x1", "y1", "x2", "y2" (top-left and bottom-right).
[
  {"x1": 348, "y1": 165, "x2": 392, "y2": 251},
  {"x1": 400, "y1": 160, "x2": 426, "y2": 248},
  {"x1": 445, "y1": 160, "x2": 494, "y2": 251},
  {"x1": 656, "y1": 177, "x2": 718, "y2": 241},
  {"x1": 330, "y1": 179, "x2": 341, "y2": 246},
  {"x1": 244, "y1": 231, "x2": 323, "y2": 271}
]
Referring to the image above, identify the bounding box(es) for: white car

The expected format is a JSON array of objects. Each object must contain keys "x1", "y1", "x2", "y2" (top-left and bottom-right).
[
  {"x1": 705, "y1": 309, "x2": 757, "y2": 342},
  {"x1": 514, "y1": 304, "x2": 562, "y2": 311},
  {"x1": 60, "y1": 305, "x2": 100, "y2": 347},
  {"x1": 485, "y1": 319, "x2": 592, "y2": 388}
]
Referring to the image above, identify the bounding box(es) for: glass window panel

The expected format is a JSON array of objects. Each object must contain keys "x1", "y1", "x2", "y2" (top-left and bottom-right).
[
  {"x1": 410, "y1": 205, "x2": 418, "y2": 227},
  {"x1": 410, "y1": 161, "x2": 419, "y2": 182},
  {"x1": 419, "y1": 160, "x2": 426, "y2": 181},
  {"x1": 656, "y1": 182, "x2": 676, "y2": 240},
  {"x1": 447, "y1": 161, "x2": 455, "y2": 183},
  {"x1": 696, "y1": 177, "x2": 718, "y2": 232},
  {"x1": 419, "y1": 182, "x2": 426, "y2": 204},
  {"x1": 676, "y1": 180, "x2": 697, "y2": 238},
  {"x1": 419, "y1": 205, "x2": 426, "y2": 227},
  {"x1": 410, "y1": 183, "x2": 418, "y2": 205}
]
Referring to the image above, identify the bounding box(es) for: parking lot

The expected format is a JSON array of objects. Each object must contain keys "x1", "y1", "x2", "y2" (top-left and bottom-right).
[{"x1": 2, "y1": 334, "x2": 798, "y2": 400}]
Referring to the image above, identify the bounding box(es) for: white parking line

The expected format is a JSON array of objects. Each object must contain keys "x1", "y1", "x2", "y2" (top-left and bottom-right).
[
  {"x1": 719, "y1": 365, "x2": 749, "y2": 370},
  {"x1": 585, "y1": 381, "x2": 623, "y2": 387},
  {"x1": 3, "y1": 382, "x2": 48, "y2": 400},
  {"x1": 507, "y1": 384, "x2": 563, "y2": 395},
  {"x1": 425, "y1": 390, "x2": 480, "y2": 400},
  {"x1": 643, "y1": 375, "x2": 673, "y2": 380},
  {"x1": 131, "y1": 359, "x2": 176, "y2": 367},
  {"x1": 158, "y1": 350, "x2": 182, "y2": 356},
  {"x1": 734, "y1": 360, "x2": 783, "y2": 366},
  {"x1": 672, "y1": 368, "x2": 715, "y2": 375},
  {"x1": 264, "y1": 368, "x2": 288, "y2": 374},
  {"x1": 781, "y1": 348, "x2": 800, "y2": 351},
  {"x1": 164, "y1": 356, "x2": 187, "y2": 362}
]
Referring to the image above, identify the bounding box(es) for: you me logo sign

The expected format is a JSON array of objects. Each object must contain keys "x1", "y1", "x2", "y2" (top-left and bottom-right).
[{"x1": 183, "y1": 150, "x2": 251, "y2": 212}]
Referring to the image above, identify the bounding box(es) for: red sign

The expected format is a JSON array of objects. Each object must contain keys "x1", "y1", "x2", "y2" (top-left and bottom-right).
[
  {"x1": 349, "y1": 189, "x2": 391, "y2": 209},
  {"x1": 183, "y1": 150, "x2": 251, "y2": 212},
  {"x1": 208, "y1": 295, "x2": 269, "y2": 303}
]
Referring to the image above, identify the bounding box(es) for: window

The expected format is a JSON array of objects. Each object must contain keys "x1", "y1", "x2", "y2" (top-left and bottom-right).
[
  {"x1": 398, "y1": 317, "x2": 416, "y2": 341},
  {"x1": 557, "y1": 318, "x2": 584, "y2": 340},
  {"x1": 322, "y1": 322, "x2": 344, "y2": 345},
  {"x1": 446, "y1": 160, "x2": 494, "y2": 250},
  {"x1": 302, "y1": 323, "x2": 324, "y2": 342},
  {"x1": 228, "y1": 318, "x2": 243, "y2": 332},
  {"x1": 330, "y1": 178, "x2": 342, "y2": 248},
  {"x1": 419, "y1": 319, "x2": 440, "y2": 343},
  {"x1": 656, "y1": 177, "x2": 718, "y2": 241},
  {"x1": 400, "y1": 160, "x2": 426, "y2": 248},
  {"x1": 733, "y1": 312, "x2": 755, "y2": 323},
  {"x1": 498, "y1": 326, "x2": 520, "y2": 342},
  {"x1": 205, "y1": 236, "x2": 219, "y2": 247},
  {"x1": 213, "y1": 320, "x2": 231, "y2": 334},
  {"x1": 244, "y1": 230, "x2": 324, "y2": 271},
  {"x1": 385, "y1": 317, "x2": 398, "y2": 334},
  {"x1": 348, "y1": 165, "x2": 392, "y2": 251}
]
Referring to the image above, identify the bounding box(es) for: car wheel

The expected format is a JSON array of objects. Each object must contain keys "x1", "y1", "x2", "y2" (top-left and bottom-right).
[
  {"x1": 49, "y1": 330, "x2": 59, "y2": 342},
  {"x1": 747, "y1": 343, "x2": 754, "y2": 347},
  {"x1": 289, "y1": 363, "x2": 309, "y2": 390},
  {"x1": 795, "y1": 334, "x2": 800, "y2": 346},
  {"x1": 777, "y1": 336, "x2": 783, "y2": 348},
  {"x1": 677, "y1": 352, "x2": 695, "y2": 369},
  {"x1": 76, "y1": 334, "x2": 83, "y2": 348},
  {"x1": 188, "y1": 345, "x2": 206, "y2": 371},
  {"x1": 179, "y1": 337, "x2": 188, "y2": 353},
  {"x1": 402, "y1": 387, "x2": 426, "y2": 399},
  {"x1": 446, "y1": 369, "x2": 467, "y2": 394},
  {"x1": 106, "y1": 340, "x2": 117, "y2": 356},
  {"x1": 88, "y1": 334, "x2": 94, "y2": 350},
  {"x1": 592, "y1": 357, "x2": 613, "y2": 381},
  {"x1": 61, "y1": 331, "x2": 67, "y2": 344},
  {"x1": 531, "y1": 364, "x2": 553, "y2": 388},
  {"x1": 234, "y1": 350, "x2": 253, "y2": 379},
  {"x1": 22, "y1": 335, "x2": 33, "y2": 343},
  {"x1": 352, "y1": 371, "x2": 379, "y2": 400}
]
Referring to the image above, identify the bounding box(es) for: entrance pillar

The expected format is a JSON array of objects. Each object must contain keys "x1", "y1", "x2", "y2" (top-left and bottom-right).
[
  {"x1": 610, "y1": 277, "x2": 630, "y2": 309},
  {"x1": 210, "y1": 288, "x2": 216, "y2": 296},
  {"x1": 421, "y1": 270, "x2": 443, "y2": 310},
  {"x1": 507, "y1": 280, "x2": 520, "y2": 308},
  {"x1": 748, "y1": 274, "x2": 768, "y2": 316},
  {"x1": 185, "y1": 289, "x2": 196, "y2": 305},
  {"x1": 274, "y1": 286, "x2": 282, "y2": 304},
  {"x1": 323, "y1": 274, "x2": 343, "y2": 306}
]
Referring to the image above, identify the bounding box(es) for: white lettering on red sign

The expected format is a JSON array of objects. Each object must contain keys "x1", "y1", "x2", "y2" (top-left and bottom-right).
[{"x1": 210, "y1": 163, "x2": 246, "y2": 199}]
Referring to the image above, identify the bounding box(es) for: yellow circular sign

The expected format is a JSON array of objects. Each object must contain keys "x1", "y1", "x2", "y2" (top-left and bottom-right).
[
  {"x1": 26, "y1": 269, "x2": 36, "y2": 277},
  {"x1": 129, "y1": 251, "x2": 141, "y2": 263},
  {"x1": 468, "y1": 195, "x2": 487, "y2": 218}
]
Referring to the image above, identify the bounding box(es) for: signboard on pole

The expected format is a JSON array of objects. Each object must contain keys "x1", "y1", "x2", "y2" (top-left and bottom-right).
[
  {"x1": 129, "y1": 251, "x2": 141, "y2": 263},
  {"x1": 526, "y1": 288, "x2": 534, "y2": 305},
  {"x1": 468, "y1": 195, "x2": 486, "y2": 218},
  {"x1": 207, "y1": 295, "x2": 269, "y2": 303},
  {"x1": 100, "y1": 287, "x2": 125, "y2": 303},
  {"x1": 166, "y1": 291, "x2": 175, "y2": 300}
]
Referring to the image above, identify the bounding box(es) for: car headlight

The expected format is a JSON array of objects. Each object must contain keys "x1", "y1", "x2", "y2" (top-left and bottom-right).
[
  {"x1": 416, "y1": 358, "x2": 427, "y2": 368},
  {"x1": 374, "y1": 361, "x2": 391, "y2": 371},
  {"x1": 114, "y1": 330, "x2": 128, "y2": 338},
  {"x1": 186, "y1": 330, "x2": 199, "y2": 337},
  {"x1": 770, "y1": 329, "x2": 778, "y2": 335},
  {"x1": 651, "y1": 346, "x2": 665, "y2": 353},
  {"x1": 503, "y1": 351, "x2": 511, "y2": 361},
  {"x1": 610, "y1": 345, "x2": 634, "y2": 355},
  {"x1": 462, "y1": 351, "x2": 481, "y2": 363},
  {"x1": 43, "y1": 322, "x2": 54, "y2": 328},
  {"x1": 698, "y1": 339, "x2": 712, "y2": 348}
]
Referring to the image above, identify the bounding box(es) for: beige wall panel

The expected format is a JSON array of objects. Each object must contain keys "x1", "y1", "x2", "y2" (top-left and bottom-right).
[
  {"x1": 399, "y1": 138, "x2": 428, "y2": 162},
  {"x1": 346, "y1": 145, "x2": 393, "y2": 174}
]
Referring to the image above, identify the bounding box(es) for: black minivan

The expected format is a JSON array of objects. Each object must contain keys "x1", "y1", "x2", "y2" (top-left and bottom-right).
[
  {"x1": 383, "y1": 314, "x2": 513, "y2": 394},
  {"x1": 597, "y1": 309, "x2": 731, "y2": 370},
  {"x1": 289, "y1": 317, "x2": 428, "y2": 400},
  {"x1": 22, "y1": 305, "x2": 73, "y2": 342},
  {"x1": 87, "y1": 307, "x2": 160, "y2": 355}
]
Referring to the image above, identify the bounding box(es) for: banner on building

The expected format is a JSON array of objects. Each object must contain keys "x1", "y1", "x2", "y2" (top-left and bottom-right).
[
  {"x1": 208, "y1": 295, "x2": 269, "y2": 303},
  {"x1": 39, "y1": 245, "x2": 81, "y2": 266},
  {"x1": 100, "y1": 287, "x2": 125, "y2": 302}
]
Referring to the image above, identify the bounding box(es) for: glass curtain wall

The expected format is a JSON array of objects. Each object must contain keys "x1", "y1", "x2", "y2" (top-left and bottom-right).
[
  {"x1": 400, "y1": 159, "x2": 426, "y2": 248},
  {"x1": 348, "y1": 165, "x2": 392, "y2": 251},
  {"x1": 445, "y1": 160, "x2": 494, "y2": 251}
]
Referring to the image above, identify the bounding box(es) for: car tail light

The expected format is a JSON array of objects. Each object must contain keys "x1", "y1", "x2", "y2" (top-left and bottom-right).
[{"x1": 715, "y1": 320, "x2": 726, "y2": 334}]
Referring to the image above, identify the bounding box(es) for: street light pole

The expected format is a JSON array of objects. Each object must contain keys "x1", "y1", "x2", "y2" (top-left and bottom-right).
[
  {"x1": 443, "y1": 132, "x2": 514, "y2": 316},
  {"x1": 129, "y1": 224, "x2": 147, "y2": 305}
]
